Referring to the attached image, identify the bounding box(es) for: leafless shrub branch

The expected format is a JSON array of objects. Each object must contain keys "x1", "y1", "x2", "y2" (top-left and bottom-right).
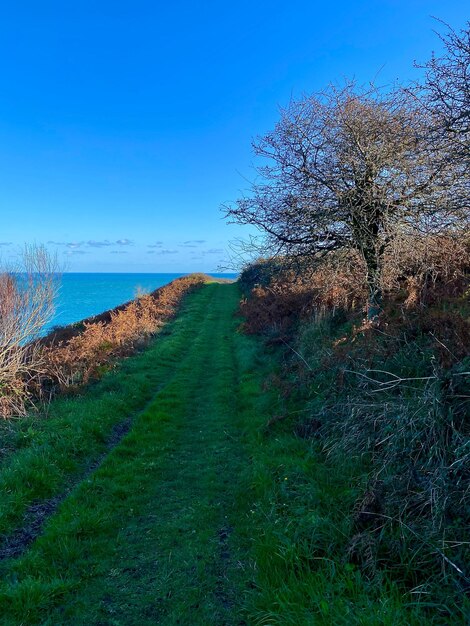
[{"x1": 0, "y1": 245, "x2": 59, "y2": 417}]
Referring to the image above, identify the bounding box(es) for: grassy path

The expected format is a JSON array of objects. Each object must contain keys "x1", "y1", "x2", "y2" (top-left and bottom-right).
[
  {"x1": 0, "y1": 283, "x2": 430, "y2": 625},
  {"x1": 0, "y1": 283, "x2": 255, "y2": 625}
]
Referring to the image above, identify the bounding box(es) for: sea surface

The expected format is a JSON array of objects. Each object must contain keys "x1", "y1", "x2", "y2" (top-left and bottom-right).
[{"x1": 45, "y1": 273, "x2": 237, "y2": 333}]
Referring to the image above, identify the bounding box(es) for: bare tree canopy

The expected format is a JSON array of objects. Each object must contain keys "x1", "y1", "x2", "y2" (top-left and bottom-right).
[
  {"x1": 418, "y1": 20, "x2": 470, "y2": 163},
  {"x1": 225, "y1": 83, "x2": 462, "y2": 317}
]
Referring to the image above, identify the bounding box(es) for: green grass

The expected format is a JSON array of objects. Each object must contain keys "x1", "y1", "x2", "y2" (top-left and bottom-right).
[
  {"x1": 0, "y1": 286, "x2": 210, "y2": 539},
  {"x1": 0, "y1": 284, "x2": 434, "y2": 625}
]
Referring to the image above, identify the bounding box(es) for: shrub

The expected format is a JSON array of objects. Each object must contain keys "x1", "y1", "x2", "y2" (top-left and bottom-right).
[
  {"x1": 0, "y1": 246, "x2": 59, "y2": 417},
  {"x1": 240, "y1": 230, "x2": 470, "y2": 335},
  {"x1": 383, "y1": 232, "x2": 470, "y2": 307},
  {"x1": 239, "y1": 253, "x2": 366, "y2": 334}
]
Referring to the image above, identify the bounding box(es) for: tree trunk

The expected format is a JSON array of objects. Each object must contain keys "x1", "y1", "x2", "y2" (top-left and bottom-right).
[
  {"x1": 363, "y1": 243, "x2": 383, "y2": 323},
  {"x1": 366, "y1": 273, "x2": 382, "y2": 322}
]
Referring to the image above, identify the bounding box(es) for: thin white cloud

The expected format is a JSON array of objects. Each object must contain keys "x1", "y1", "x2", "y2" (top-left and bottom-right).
[
  {"x1": 49, "y1": 239, "x2": 133, "y2": 249},
  {"x1": 203, "y1": 248, "x2": 224, "y2": 255},
  {"x1": 87, "y1": 240, "x2": 112, "y2": 248},
  {"x1": 110, "y1": 250, "x2": 128, "y2": 254},
  {"x1": 49, "y1": 241, "x2": 84, "y2": 249}
]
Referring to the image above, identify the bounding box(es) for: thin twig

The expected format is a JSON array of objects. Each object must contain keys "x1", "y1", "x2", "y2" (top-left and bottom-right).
[{"x1": 280, "y1": 338, "x2": 313, "y2": 371}]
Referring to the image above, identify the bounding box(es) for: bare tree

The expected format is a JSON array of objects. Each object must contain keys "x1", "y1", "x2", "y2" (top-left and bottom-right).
[
  {"x1": 0, "y1": 244, "x2": 59, "y2": 417},
  {"x1": 225, "y1": 83, "x2": 462, "y2": 318},
  {"x1": 418, "y1": 20, "x2": 469, "y2": 165}
]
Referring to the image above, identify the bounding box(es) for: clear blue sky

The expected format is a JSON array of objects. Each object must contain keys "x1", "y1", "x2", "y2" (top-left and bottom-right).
[{"x1": 0, "y1": 1, "x2": 467, "y2": 272}]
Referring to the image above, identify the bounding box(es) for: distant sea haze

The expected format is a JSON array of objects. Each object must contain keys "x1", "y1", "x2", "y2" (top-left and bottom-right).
[{"x1": 46, "y1": 273, "x2": 237, "y2": 333}]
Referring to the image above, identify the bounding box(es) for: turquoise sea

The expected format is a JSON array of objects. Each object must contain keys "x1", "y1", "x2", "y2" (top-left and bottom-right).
[{"x1": 47, "y1": 273, "x2": 237, "y2": 332}]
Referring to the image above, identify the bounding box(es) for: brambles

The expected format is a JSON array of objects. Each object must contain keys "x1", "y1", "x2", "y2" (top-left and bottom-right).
[
  {"x1": 239, "y1": 230, "x2": 470, "y2": 333},
  {"x1": 239, "y1": 254, "x2": 365, "y2": 334},
  {"x1": 383, "y1": 232, "x2": 470, "y2": 306}
]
